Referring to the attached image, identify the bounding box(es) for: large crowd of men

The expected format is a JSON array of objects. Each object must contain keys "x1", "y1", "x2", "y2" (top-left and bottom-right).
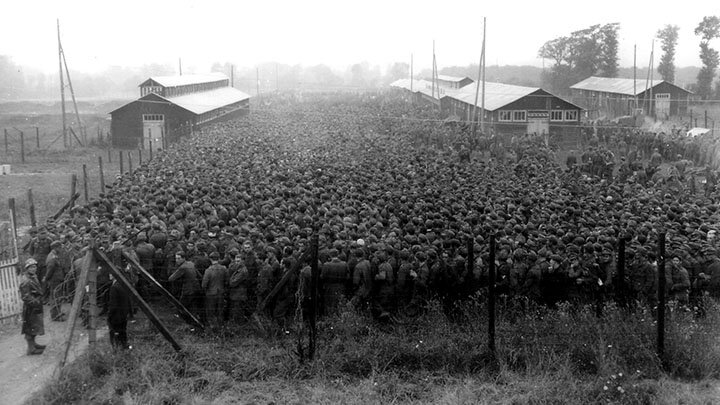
[{"x1": 19, "y1": 91, "x2": 720, "y2": 333}]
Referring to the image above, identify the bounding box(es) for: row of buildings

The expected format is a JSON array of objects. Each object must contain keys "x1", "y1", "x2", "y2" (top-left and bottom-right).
[
  {"x1": 109, "y1": 69, "x2": 692, "y2": 148},
  {"x1": 391, "y1": 75, "x2": 692, "y2": 138}
]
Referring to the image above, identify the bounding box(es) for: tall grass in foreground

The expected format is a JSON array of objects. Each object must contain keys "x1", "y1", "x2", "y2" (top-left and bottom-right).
[{"x1": 30, "y1": 298, "x2": 720, "y2": 404}]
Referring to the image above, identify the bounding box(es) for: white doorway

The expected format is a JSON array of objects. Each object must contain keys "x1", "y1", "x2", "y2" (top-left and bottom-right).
[{"x1": 142, "y1": 114, "x2": 164, "y2": 149}]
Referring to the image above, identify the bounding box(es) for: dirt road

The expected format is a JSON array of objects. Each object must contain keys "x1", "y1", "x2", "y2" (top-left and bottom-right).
[{"x1": 0, "y1": 303, "x2": 107, "y2": 405}]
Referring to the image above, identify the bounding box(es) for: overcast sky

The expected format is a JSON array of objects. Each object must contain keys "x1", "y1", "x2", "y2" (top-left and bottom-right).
[{"x1": 1, "y1": 0, "x2": 716, "y2": 74}]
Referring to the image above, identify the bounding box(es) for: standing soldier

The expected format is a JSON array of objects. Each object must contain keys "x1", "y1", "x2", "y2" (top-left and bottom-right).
[
  {"x1": 168, "y1": 251, "x2": 202, "y2": 322},
  {"x1": 351, "y1": 249, "x2": 372, "y2": 311},
  {"x1": 134, "y1": 233, "x2": 156, "y2": 299},
  {"x1": 669, "y1": 255, "x2": 691, "y2": 306},
  {"x1": 227, "y1": 251, "x2": 251, "y2": 323},
  {"x1": 29, "y1": 227, "x2": 53, "y2": 283},
  {"x1": 320, "y1": 248, "x2": 349, "y2": 316},
  {"x1": 43, "y1": 241, "x2": 67, "y2": 321},
  {"x1": 202, "y1": 252, "x2": 228, "y2": 329},
  {"x1": 108, "y1": 267, "x2": 134, "y2": 350},
  {"x1": 20, "y1": 258, "x2": 46, "y2": 355}
]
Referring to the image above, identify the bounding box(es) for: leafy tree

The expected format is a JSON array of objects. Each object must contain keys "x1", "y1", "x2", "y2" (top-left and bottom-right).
[
  {"x1": 695, "y1": 16, "x2": 720, "y2": 99},
  {"x1": 656, "y1": 25, "x2": 680, "y2": 83},
  {"x1": 598, "y1": 23, "x2": 620, "y2": 77},
  {"x1": 537, "y1": 23, "x2": 620, "y2": 93},
  {"x1": 384, "y1": 62, "x2": 410, "y2": 85}
]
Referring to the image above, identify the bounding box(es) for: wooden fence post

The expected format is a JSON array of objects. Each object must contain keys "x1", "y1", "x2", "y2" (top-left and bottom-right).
[
  {"x1": 57, "y1": 249, "x2": 91, "y2": 372},
  {"x1": 20, "y1": 130, "x2": 25, "y2": 163},
  {"x1": 119, "y1": 151, "x2": 124, "y2": 174},
  {"x1": 82, "y1": 164, "x2": 89, "y2": 203},
  {"x1": 27, "y1": 189, "x2": 36, "y2": 228},
  {"x1": 138, "y1": 148, "x2": 142, "y2": 166},
  {"x1": 70, "y1": 174, "x2": 77, "y2": 208},
  {"x1": 149, "y1": 138, "x2": 153, "y2": 161},
  {"x1": 8, "y1": 198, "x2": 17, "y2": 240},
  {"x1": 617, "y1": 237, "x2": 626, "y2": 308},
  {"x1": 657, "y1": 232, "x2": 666, "y2": 362},
  {"x1": 35, "y1": 127, "x2": 40, "y2": 148},
  {"x1": 309, "y1": 232, "x2": 320, "y2": 360},
  {"x1": 4, "y1": 128, "x2": 7, "y2": 155},
  {"x1": 488, "y1": 232, "x2": 496, "y2": 353},
  {"x1": 87, "y1": 255, "x2": 97, "y2": 345},
  {"x1": 98, "y1": 156, "x2": 105, "y2": 194},
  {"x1": 128, "y1": 151, "x2": 132, "y2": 173},
  {"x1": 107, "y1": 147, "x2": 112, "y2": 163}
]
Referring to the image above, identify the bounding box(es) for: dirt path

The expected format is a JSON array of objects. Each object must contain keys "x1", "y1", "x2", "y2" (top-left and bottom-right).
[{"x1": 0, "y1": 303, "x2": 107, "y2": 405}]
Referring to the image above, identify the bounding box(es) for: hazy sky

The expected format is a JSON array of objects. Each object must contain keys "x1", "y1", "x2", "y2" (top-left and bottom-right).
[{"x1": 1, "y1": 0, "x2": 717, "y2": 74}]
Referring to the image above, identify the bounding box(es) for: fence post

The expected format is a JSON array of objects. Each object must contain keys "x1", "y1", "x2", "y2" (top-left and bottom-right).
[
  {"x1": 128, "y1": 151, "x2": 133, "y2": 173},
  {"x1": 617, "y1": 237, "x2": 626, "y2": 308},
  {"x1": 488, "y1": 232, "x2": 496, "y2": 354},
  {"x1": 9, "y1": 198, "x2": 17, "y2": 240},
  {"x1": 98, "y1": 156, "x2": 105, "y2": 194},
  {"x1": 657, "y1": 232, "x2": 666, "y2": 362},
  {"x1": 119, "y1": 150, "x2": 124, "y2": 174},
  {"x1": 149, "y1": 138, "x2": 153, "y2": 161},
  {"x1": 27, "y1": 188, "x2": 36, "y2": 228},
  {"x1": 35, "y1": 127, "x2": 40, "y2": 148},
  {"x1": 107, "y1": 147, "x2": 112, "y2": 164},
  {"x1": 88, "y1": 256, "x2": 97, "y2": 345},
  {"x1": 705, "y1": 110, "x2": 708, "y2": 129},
  {"x1": 4, "y1": 128, "x2": 7, "y2": 155},
  {"x1": 138, "y1": 148, "x2": 142, "y2": 166},
  {"x1": 20, "y1": 130, "x2": 25, "y2": 163},
  {"x1": 309, "y1": 232, "x2": 319, "y2": 361},
  {"x1": 70, "y1": 174, "x2": 77, "y2": 209},
  {"x1": 82, "y1": 164, "x2": 89, "y2": 203}
]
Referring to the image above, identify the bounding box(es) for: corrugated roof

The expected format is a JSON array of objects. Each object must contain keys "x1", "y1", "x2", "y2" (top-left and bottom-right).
[
  {"x1": 390, "y1": 78, "x2": 457, "y2": 98},
  {"x1": 446, "y1": 82, "x2": 540, "y2": 111},
  {"x1": 437, "y1": 74, "x2": 471, "y2": 83},
  {"x1": 140, "y1": 73, "x2": 229, "y2": 88},
  {"x1": 571, "y1": 76, "x2": 667, "y2": 96},
  {"x1": 166, "y1": 87, "x2": 250, "y2": 115}
]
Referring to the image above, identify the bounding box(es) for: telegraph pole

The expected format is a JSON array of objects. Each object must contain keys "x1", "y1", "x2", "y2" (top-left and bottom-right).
[
  {"x1": 57, "y1": 19, "x2": 67, "y2": 148},
  {"x1": 480, "y1": 17, "x2": 487, "y2": 134}
]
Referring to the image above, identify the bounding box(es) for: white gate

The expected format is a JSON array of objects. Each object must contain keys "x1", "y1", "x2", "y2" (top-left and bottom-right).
[{"x1": 0, "y1": 213, "x2": 20, "y2": 324}]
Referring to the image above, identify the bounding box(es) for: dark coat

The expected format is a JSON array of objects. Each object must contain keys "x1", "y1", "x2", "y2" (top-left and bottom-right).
[
  {"x1": 20, "y1": 274, "x2": 44, "y2": 336},
  {"x1": 108, "y1": 280, "x2": 132, "y2": 326}
]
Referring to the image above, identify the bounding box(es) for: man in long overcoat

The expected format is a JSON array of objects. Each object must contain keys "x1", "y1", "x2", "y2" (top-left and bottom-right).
[{"x1": 20, "y1": 258, "x2": 46, "y2": 355}]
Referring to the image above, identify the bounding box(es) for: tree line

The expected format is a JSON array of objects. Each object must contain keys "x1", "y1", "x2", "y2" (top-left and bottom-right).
[{"x1": 538, "y1": 17, "x2": 720, "y2": 100}]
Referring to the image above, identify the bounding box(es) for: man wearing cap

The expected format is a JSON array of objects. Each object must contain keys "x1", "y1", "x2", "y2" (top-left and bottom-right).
[
  {"x1": 320, "y1": 248, "x2": 349, "y2": 316},
  {"x1": 43, "y1": 240, "x2": 67, "y2": 321},
  {"x1": 169, "y1": 251, "x2": 202, "y2": 321},
  {"x1": 202, "y1": 251, "x2": 228, "y2": 329},
  {"x1": 20, "y1": 258, "x2": 46, "y2": 355},
  {"x1": 108, "y1": 266, "x2": 134, "y2": 350},
  {"x1": 28, "y1": 228, "x2": 53, "y2": 282}
]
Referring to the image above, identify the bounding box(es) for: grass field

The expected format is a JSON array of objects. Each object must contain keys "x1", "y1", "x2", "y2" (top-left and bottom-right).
[{"x1": 28, "y1": 299, "x2": 720, "y2": 404}]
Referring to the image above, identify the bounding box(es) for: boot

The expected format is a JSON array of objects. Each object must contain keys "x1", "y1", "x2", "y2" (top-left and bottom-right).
[{"x1": 26, "y1": 336, "x2": 44, "y2": 355}]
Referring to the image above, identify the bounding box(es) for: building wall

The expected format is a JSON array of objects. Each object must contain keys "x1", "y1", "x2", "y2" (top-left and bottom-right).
[{"x1": 111, "y1": 95, "x2": 194, "y2": 149}]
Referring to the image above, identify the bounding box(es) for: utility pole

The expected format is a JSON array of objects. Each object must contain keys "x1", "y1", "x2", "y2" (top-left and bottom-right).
[
  {"x1": 256, "y1": 67, "x2": 260, "y2": 98},
  {"x1": 57, "y1": 19, "x2": 86, "y2": 146},
  {"x1": 472, "y1": 21, "x2": 485, "y2": 136},
  {"x1": 649, "y1": 40, "x2": 655, "y2": 118},
  {"x1": 57, "y1": 19, "x2": 67, "y2": 148},
  {"x1": 633, "y1": 44, "x2": 637, "y2": 111},
  {"x1": 410, "y1": 53, "x2": 413, "y2": 92},
  {"x1": 431, "y1": 40, "x2": 436, "y2": 105},
  {"x1": 480, "y1": 17, "x2": 487, "y2": 134}
]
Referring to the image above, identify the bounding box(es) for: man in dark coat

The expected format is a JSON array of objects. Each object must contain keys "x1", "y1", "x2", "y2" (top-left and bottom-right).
[
  {"x1": 108, "y1": 269, "x2": 133, "y2": 350},
  {"x1": 168, "y1": 251, "x2": 202, "y2": 321},
  {"x1": 202, "y1": 252, "x2": 228, "y2": 329},
  {"x1": 320, "y1": 248, "x2": 349, "y2": 316},
  {"x1": 20, "y1": 258, "x2": 46, "y2": 355},
  {"x1": 43, "y1": 240, "x2": 67, "y2": 321}
]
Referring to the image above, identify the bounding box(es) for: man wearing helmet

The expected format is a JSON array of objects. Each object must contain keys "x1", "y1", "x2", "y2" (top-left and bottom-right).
[{"x1": 19, "y1": 258, "x2": 46, "y2": 355}]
